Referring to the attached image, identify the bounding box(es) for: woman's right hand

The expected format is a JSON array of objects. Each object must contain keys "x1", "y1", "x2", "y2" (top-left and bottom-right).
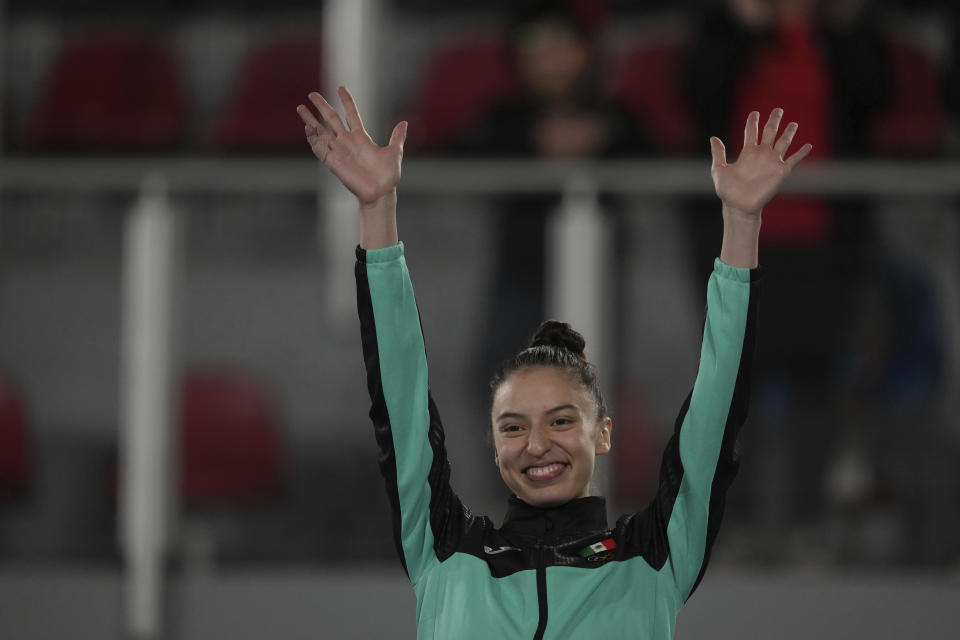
[{"x1": 297, "y1": 86, "x2": 407, "y2": 207}]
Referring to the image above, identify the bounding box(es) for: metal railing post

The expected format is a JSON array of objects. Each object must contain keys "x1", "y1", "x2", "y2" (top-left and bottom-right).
[
  {"x1": 118, "y1": 173, "x2": 181, "y2": 639},
  {"x1": 322, "y1": 0, "x2": 382, "y2": 329}
]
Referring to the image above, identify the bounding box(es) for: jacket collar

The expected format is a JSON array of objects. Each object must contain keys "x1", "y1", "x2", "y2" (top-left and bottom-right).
[{"x1": 500, "y1": 495, "x2": 608, "y2": 543}]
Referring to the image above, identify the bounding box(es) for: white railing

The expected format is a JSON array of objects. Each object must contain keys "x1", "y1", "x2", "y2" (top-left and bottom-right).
[{"x1": 2, "y1": 157, "x2": 960, "y2": 194}]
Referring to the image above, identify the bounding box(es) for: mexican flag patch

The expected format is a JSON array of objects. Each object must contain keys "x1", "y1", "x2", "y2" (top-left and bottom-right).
[{"x1": 579, "y1": 538, "x2": 617, "y2": 559}]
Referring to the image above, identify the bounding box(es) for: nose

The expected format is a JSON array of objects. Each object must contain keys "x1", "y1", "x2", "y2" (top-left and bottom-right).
[{"x1": 525, "y1": 423, "x2": 550, "y2": 458}]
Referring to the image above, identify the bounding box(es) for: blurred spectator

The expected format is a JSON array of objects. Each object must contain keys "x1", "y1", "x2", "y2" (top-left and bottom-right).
[
  {"x1": 878, "y1": 1, "x2": 959, "y2": 148},
  {"x1": 824, "y1": 253, "x2": 951, "y2": 566},
  {"x1": 682, "y1": 0, "x2": 894, "y2": 552},
  {"x1": 448, "y1": 0, "x2": 651, "y2": 407},
  {"x1": 685, "y1": 0, "x2": 891, "y2": 246},
  {"x1": 454, "y1": 0, "x2": 646, "y2": 157}
]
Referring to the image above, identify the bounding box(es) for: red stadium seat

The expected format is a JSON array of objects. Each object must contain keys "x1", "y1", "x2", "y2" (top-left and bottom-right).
[
  {"x1": 610, "y1": 37, "x2": 696, "y2": 155},
  {"x1": 868, "y1": 37, "x2": 945, "y2": 156},
  {"x1": 402, "y1": 32, "x2": 519, "y2": 152},
  {"x1": 0, "y1": 379, "x2": 31, "y2": 502},
  {"x1": 179, "y1": 371, "x2": 282, "y2": 507},
  {"x1": 214, "y1": 37, "x2": 322, "y2": 152},
  {"x1": 107, "y1": 371, "x2": 282, "y2": 564},
  {"x1": 21, "y1": 32, "x2": 185, "y2": 151}
]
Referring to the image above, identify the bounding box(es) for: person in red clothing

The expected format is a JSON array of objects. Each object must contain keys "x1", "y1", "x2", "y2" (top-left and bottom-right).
[
  {"x1": 686, "y1": 0, "x2": 890, "y2": 247},
  {"x1": 727, "y1": 0, "x2": 833, "y2": 245},
  {"x1": 683, "y1": 0, "x2": 893, "y2": 543}
]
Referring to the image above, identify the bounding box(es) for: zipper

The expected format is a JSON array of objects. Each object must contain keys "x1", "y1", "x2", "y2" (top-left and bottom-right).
[{"x1": 533, "y1": 539, "x2": 548, "y2": 640}]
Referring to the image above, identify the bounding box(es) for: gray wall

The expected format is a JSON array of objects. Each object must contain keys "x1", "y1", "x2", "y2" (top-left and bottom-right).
[{"x1": 1, "y1": 569, "x2": 958, "y2": 639}]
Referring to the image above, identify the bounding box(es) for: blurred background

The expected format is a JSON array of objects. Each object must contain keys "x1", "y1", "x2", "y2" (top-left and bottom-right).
[{"x1": 0, "y1": 0, "x2": 959, "y2": 637}]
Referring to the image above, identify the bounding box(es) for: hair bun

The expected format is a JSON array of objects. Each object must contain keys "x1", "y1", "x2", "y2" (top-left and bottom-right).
[{"x1": 528, "y1": 320, "x2": 587, "y2": 361}]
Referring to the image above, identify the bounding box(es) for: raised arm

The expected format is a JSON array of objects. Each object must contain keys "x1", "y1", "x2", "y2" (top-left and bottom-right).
[
  {"x1": 296, "y1": 86, "x2": 407, "y2": 249},
  {"x1": 712, "y1": 108, "x2": 813, "y2": 268},
  {"x1": 299, "y1": 89, "x2": 469, "y2": 585},
  {"x1": 624, "y1": 108, "x2": 811, "y2": 601}
]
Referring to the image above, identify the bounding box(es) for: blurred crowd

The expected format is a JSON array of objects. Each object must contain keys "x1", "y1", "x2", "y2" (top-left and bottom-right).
[
  {"x1": 3, "y1": 0, "x2": 959, "y2": 157},
  {"x1": 1, "y1": 0, "x2": 959, "y2": 572}
]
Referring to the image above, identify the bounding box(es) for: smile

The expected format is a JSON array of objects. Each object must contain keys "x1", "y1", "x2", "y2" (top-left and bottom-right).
[{"x1": 524, "y1": 462, "x2": 568, "y2": 482}]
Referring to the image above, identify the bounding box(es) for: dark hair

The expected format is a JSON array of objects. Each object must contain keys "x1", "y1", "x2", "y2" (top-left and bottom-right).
[
  {"x1": 489, "y1": 320, "x2": 608, "y2": 419},
  {"x1": 510, "y1": 0, "x2": 608, "y2": 41}
]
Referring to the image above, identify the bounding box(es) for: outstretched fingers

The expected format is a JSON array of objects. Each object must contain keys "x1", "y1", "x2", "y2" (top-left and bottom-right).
[
  {"x1": 773, "y1": 121, "x2": 799, "y2": 158},
  {"x1": 761, "y1": 108, "x2": 784, "y2": 146},
  {"x1": 297, "y1": 101, "x2": 337, "y2": 161},
  {"x1": 709, "y1": 136, "x2": 727, "y2": 170},
  {"x1": 308, "y1": 92, "x2": 346, "y2": 135},
  {"x1": 742, "y1": 110, "x2": 760, "y2": 149},
  {"x1": 296, "y1": 103, "x2": 323, "y2": 132},
  {"x1": 337, "y1": 86, "x2": 365, "y2": 133},
  {"x1": 740, "y1": 107, "x2": 812, "y2": 168},
  {"x1": 388, "y1": 121, "x2": 409, "y2": 151},
  {"x1": 785, "y1": 143, "x2": 813, "y2": 169}
]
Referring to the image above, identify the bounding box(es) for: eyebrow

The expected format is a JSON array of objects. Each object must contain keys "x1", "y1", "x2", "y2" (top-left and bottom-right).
[{"x1": 495, "y1": 404, "x2": 578, "y2": 422}]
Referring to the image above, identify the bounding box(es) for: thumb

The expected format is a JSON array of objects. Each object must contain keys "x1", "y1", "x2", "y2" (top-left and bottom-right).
[
  {"x1": 389, "y1": 121, "x2": 408, "y2": 150},
  {"x1": 709, "y1": 136, "x2": 726, "y2": 170}
]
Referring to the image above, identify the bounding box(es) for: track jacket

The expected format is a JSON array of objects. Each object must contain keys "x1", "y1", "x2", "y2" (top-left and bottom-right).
[{"x1": 356, "y1": 242, "x2": 761, "y2": 639}]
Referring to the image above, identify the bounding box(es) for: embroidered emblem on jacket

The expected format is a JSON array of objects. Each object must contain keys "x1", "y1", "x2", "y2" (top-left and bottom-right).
[{"x1": 578, "y1": 538, "x2": 617, "y2": 559}]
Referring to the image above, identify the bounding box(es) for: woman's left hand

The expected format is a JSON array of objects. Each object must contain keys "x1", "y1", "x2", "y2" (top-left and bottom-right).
[
  {"x1": 297, "y1": 86, "x2": 406, "y2": 208},
  {"x1": 710, "y1": 108, "x2": 813, "y2": 221}
]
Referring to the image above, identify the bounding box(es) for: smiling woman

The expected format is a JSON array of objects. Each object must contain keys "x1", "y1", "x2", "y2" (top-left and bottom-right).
[
  {"x1": 298, "y1": 84, "x2": 810, "y2": 638},
  {"x1": 490, "y1": 322, "x2": 612, "y2": 508}
]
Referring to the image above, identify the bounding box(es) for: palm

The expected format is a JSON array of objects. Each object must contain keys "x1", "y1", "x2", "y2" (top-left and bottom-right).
[
  {"x1": 297, "y1": 87, "x2": 407, "y2": 205},
  {"x1": 710, "y1": 109, "x2": 813, "y2": 217},
  {"x1": 314, "y1": 129, "x2": 401, "y2": 204}
]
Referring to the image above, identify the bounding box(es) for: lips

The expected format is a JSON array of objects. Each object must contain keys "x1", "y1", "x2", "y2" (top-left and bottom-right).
[{"x1": 523, "y1": 462, "x2": 568, "y2": 482}]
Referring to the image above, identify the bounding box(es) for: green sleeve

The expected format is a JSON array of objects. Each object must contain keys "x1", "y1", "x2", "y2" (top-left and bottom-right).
[{"x1": 356, "y1": 242, "x2": 464, "y2": 585}]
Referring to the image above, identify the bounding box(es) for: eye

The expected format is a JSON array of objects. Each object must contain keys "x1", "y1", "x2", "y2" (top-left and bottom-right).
[
  {"x1": 552, "y1": 417, "x2": 574, "y2": 427},
  {"x1": 500, "y1": 424, "x2": 523, "y2": 434}
]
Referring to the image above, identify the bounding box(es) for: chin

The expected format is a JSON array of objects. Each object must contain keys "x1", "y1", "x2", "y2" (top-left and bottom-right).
[
  {"x1": 526, "y1": 496, "x2": 571, "y2": 508},
  {"x1": 518, "y1": 487, "x2": 578, "y2": 508}
]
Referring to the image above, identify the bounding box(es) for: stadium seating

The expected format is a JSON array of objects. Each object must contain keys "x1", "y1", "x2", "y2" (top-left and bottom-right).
[
  {"x1": 179, "y1": 370, "x2": 282, "y2": 507},
  {"x1": 21, "y1": 32, "x2": 185, "y2": 151},
  {"x1": 214, "y1": 37, "x2": 322, "y2": 152},
  {"x1": 401, "y1": 32, "x2": 519, "y2": 152}
]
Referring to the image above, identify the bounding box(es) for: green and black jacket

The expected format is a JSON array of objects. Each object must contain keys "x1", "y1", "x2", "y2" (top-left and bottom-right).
[{"x1": 356, "y1": 242, "x2": 761, "y2": 639}]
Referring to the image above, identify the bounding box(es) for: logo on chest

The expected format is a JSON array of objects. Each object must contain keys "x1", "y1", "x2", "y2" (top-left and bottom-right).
[{"x1": 578, "y1": 538, "x2": 617, "y2": 564}]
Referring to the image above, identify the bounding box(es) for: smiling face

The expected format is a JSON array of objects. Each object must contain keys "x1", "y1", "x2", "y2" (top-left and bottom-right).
[{"x1": 491, "y1": 366, "x2": 612, "y2": 508}]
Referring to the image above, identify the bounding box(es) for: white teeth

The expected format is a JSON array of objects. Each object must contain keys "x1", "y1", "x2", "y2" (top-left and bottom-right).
[{"x1": 526, "y1": 463, "x2": 565, "y2": 478}]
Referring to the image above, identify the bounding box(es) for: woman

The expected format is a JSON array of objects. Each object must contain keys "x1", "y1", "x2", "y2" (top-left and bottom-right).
[
  {"x1": 297, "y1": 87, "x2": 810, "y2": 638},
  {"x1": 450, "y1": 0, "x2": 653, "y2": 399}
]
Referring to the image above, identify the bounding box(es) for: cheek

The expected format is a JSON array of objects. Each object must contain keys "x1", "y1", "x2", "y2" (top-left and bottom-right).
[
  {"x1": 492, "y1": 436, "x2": 515, "y2": 466},
  {"x1": 494, "y1": 438, "x2": 519, "y2": 467},
  {"x1": 495, "y1": 443, "x2": 523, "y2": 486},
  {"x1": 566, "y1": 428, "x2": 600, "y2": 460}
]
